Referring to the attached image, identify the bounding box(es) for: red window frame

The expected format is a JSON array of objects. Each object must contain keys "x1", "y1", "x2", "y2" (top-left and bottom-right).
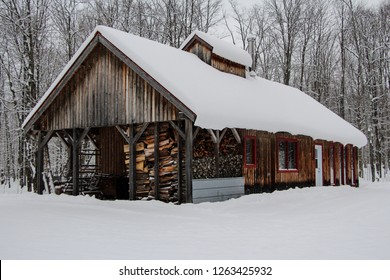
[
  {"x1": 244, "y1": 136, "x2": 256, "y2": 168},
  {"x1": 277, "y1": 137, "x2": 299, "y2": 172}
]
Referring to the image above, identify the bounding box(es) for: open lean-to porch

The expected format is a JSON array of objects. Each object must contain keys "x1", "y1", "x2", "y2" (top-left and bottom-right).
[{"x1": 33, "y1": 121, "x2": 359, "y2": 204}]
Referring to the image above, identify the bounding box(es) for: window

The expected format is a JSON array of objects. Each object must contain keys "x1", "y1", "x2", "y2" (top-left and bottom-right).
[
  {"x1": 278, "y1": 138, "x2": 298, "y2": 171},
  {"x1": 244, "y1": 136, "x2": 256, "y2": 167}
]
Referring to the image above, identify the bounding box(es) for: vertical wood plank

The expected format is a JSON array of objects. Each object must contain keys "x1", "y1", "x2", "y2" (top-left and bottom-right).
[
  {"x1": 36, "y1": 131, "x2": 44, "y2": 195},
  {"x1": 72, "y1": 128, "x2": 79, "y2": 196},
  {"x1": 151, "y1": 88, "x2": 156, "y2": 122},
  {"x1": 177, "y1": 123, "x2": 183, "y2": 204},
  {"x1": 128, "y1": 125, "x2": 136, "y2": 200},
  {"x1": 154, "y1": 122, "x2": 160, "y2": 200},
  {"x1": 185, "y1": 118, "x2": 193, "y2": 203},
  {"x1": 215, "y1": 130, "x2": 220, "y2": 178}
]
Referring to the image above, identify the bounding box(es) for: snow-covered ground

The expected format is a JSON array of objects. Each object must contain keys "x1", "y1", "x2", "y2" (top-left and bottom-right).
[{"x1": 0, "y1": 180, "x2": 389, "y2": 260}]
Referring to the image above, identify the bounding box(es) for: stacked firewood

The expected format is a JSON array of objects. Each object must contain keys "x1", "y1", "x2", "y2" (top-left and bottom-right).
[
  {"x1": 193, "y1": 128, "x2": 242, "y2": 179},
  {"x1": 220, "y1": 130, "x2": 241, "y2": 156},
  {"x1": 124, "y1": 123, "x2": 179, "y2": 202},
  {"x1": 193, "y1": 129, "x2": 214, "y2": 158},
  {"x1": 219, "y1": 130, "x2": 242, "y2": 178},
  {"x1": 193, "y1": 157, "x2": 216, "y2": 179},
  {"x1": 219, "y1": 154, "x2": 243, "y2": 177}
]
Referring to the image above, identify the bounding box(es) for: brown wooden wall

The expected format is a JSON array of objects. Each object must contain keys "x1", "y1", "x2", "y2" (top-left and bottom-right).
[
  {"x1": 240, "y1": 129, "x2": 274, "y2": 192},
  {"x1": 38, "y1": 44, "x2": 179, "y2": 131},
  {"x1": 274, "y1": 132, "x2": 315, "y2": 189},
  {"x1": 184, "y1": 40, "x2": 246, "y2": 78},
  {"x1": 211, "y1": 54, "x2": 246, "y2": 78},
  {"x1": 97, "y1": 126, "x2": 126, "y2": 176},
  {"x1": 186, "y1": 41, "x2": 212, "y2": 65},
  {"x1": 239, "y1": 130, "x2": 359, "y2": 191}
]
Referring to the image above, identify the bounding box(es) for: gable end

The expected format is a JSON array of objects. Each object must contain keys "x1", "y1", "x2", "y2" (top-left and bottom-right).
[{"x1": 23, "y1": 33, "x2": 196, "y2": 133}]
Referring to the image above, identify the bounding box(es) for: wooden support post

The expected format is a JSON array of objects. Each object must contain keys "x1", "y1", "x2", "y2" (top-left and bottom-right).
[
  {"x1": 86, "y1": 134, "x2": 98, "y2": 150},
  {"x1": 116, "y1": 124, "x2": 149, "y2": 201},
  {"x1": 36, "y1": 131, "x2": 44, "y2": 195},
  {"x1": 177, "y1": 130, "x2": 183, "y2": 204},
  {"x1": 154, "y1": 122, "x2": 160, "y2": 200},
  {"x1": 36, "y1": 130, "x2": 55, "y2": 194},
  {"x1": 169, "y1": 120, "x2": 185, "y2": 139},
  {"x1": 215, "y1": 130, "x2": 220, "y2": 178},
  {"x1": 185, "y1": 117, "x2": 193, "y2": 203},
  {"x1": 170, "y1": 120, "x2": 185, "y2": 204},
  {"x1": 56, "y1": 132, "x2": 71, "y2": 148},
  {"x1": 72, "y1": 128, "x2": 80, "y2": 196},
  {"x1": 71, "y1": 128, "x2": 90, "y2": 196},
  {"x1": 207, "y1": 128, "x2": 227, "y2": 178},
  {"x1": 128, "y1": 124, "x2": 136, "y2": 200}
]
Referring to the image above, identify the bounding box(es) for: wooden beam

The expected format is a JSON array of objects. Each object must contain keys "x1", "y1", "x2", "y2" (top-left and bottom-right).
[
  {"x1": 76, "y1": 127, "x2": 90, "y2": 147},
  {"x1": 169, "y1": 120, "x2": 185, "y2": 139},
  {"x1": 134, "y1": 122, "x2": 149, "y2": 143},
  {"x1": 177, "y1": 131, "x2": 183, "y2": 204},
  {"x1": 185, "y1": 118, "x2": 193, "y2": 203},
  {"x1": 206, "y1": 129, "x2": 228, "y2": 178},
  {"x1": 128, "y1": 124, "x2": 136, "y2": 200},
  {"x1": 38, "y1": 130, "x2": 54, "y2": 150},
  {"x1": 56, "y1": 132, "x2": 71, "y2": 148},
  {"x1": 59, "y1": 130, "x2": 73, "y2": 180},
  {"x1": 115, "y1": 125, "x2": 130, "y2": 143},
  {"x1": 72, "y1": 128, "x2": 80, "y2": 196},
  {"x1": 215, "y1": 130, "x2": 220, "y2": 178},
  {"x1": 154, "y1": 123, "x2": 160, "y2": 200},
  {"x1": 193, "y1": 126, "x2": 200, "y2": 142},
  {"x1": 207, "y1": 129, "x2": 218, "y2": 143},
  {"x1": 35, "y1": 130, "x2": 54, "y2": 195},
  {"x1": 36, "y1": 131, "x2": 44, "y2": 195},
  {"x1": 63, "y1": 130, "x2": 73, "y2": 144},
  {"x1": 117, "y1": 124, "x2": 148, "y2": 201},
  {"x1": 86, "y1": 134, "x2": 98, "y2": 150},
  {"x1": 219, "y1": 128, "x2": 228, "y2": 144},
  {"x1": 231, "y1": 128, "x2": 241, "y2": 144}
]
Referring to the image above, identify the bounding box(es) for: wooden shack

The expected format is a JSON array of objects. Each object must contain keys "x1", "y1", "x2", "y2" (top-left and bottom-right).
[{"x1": 22, "y1": 26, "x2": 367, "y2": 203}]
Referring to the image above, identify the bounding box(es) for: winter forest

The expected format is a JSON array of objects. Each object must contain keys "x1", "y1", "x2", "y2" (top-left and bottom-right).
[{"x1": 0, "y1": 0, "x2": 389, "y2": 190}]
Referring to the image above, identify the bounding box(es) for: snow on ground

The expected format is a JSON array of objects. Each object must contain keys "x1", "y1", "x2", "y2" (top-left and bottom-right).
[{"x1": 0, "y1": 180, "x2": 389, "y2": 260}]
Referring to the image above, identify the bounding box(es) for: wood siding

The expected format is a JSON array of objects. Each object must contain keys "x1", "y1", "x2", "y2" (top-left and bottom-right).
[
  {"x1": 185, "y1": 40, "x2": 212, "y2": 65},
  {"x1": 240, "y1": 130, "x2": 274, "y2": 192},
  {"x1": 38, "y1": 44, "x2": 179, "y2": 131},
  {"x1": 183, "y1": 38, "x2": 246, "y2": 78},
  {"x1": 97, "y1": 126, "x2": 126, "y2": 176},
  {"x1": 274, "y1": 132, "x2": 315, "y2": 189},
  {"x1": 211, "y1": 54, "x2": 246, "y2": 78},
  {"x1": 238, "y1": 131, "x2": 362, "y2": 191}
]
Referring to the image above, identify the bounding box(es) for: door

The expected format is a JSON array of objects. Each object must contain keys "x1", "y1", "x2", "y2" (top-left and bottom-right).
[{"x1": 315, "y1": 145, "x2": 323, "y2": 186}]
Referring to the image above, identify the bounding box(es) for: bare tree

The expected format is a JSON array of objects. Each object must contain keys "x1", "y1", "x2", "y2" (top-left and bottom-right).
[{"x1": 266, "y1": 0, "x2": 304, "y2": 85}]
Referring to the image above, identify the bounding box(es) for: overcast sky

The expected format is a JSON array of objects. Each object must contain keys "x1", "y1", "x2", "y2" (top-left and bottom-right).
[
  {"x1": 216, "y1": 0, "x2": 388, "y2": 44},
  {"x1": 225, "y1": 0, "x2": 388, "y2": 9}
]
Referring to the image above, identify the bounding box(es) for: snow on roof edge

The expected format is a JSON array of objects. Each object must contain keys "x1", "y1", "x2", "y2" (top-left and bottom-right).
[{"x1": 22, "y1": 26, "x2": 367, "y2": 148}]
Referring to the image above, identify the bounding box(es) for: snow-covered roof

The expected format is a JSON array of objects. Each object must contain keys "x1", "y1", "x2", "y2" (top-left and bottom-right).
[
  {"x1": 23, "y1": 26, "x2": 367, "y2": 147},
  {"x1": 180, "y1": 30, "x2": 252, "y2": 68}
]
